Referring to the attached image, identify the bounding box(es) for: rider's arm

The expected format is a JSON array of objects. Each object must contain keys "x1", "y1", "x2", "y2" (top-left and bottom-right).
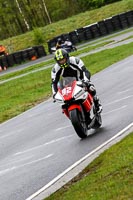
[
  {"x1": 77, "y1": 58, "x2": 91, "y2": 81},
  {"x1": 51, "y1": 64, "x2": 62, "y2": 95},
  {"x1": 70, "y1": 57, "x2": 91, "y2": 81},
  {"x1": 82, "y1": 65, "x2": 91, "y2": 81}
]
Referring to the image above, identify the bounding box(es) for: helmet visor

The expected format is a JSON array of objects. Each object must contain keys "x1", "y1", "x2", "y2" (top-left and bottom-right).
[
  {"x1": 58, "y1": 58, "x2": 66, "y2": 65},
  {"x1": 58, "y1": 58, "x2": 68, "y2": 68}
]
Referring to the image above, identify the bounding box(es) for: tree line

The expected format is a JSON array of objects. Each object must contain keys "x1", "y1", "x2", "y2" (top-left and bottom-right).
[{"x1": 0, "y1": 0, "x2": 121, "y2": 40}]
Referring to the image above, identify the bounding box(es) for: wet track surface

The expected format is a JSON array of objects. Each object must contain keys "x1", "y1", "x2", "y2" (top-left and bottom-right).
[{"x1": 0, "y1": 55, "x2": 133, "y2": 200}]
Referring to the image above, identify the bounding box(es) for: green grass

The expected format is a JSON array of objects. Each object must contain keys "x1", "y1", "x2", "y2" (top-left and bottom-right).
[
  {"x1": 82, "y1": 41, "x2": 133, "y2": 75},
  {"x1": 0, "y1": 41, "x2": 133, "y2": 123},
  {"x1": 45, "y1": 133, "x2": 133, "y2": 200},
  {"x1": 1, "y1": 0, "x2": 133, "y2": 54},
  {"x1": 0, "y1": 59, "x2": 53, "y2": 82},
  {"x1": 0, "y1": 68, "x2": 51, "y2": 122}
]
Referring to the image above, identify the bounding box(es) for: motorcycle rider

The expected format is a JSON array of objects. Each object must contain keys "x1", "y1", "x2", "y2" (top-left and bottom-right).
[
  {"x1": 51, "y1": 48, "x2": 102, "y2": 113},
  {"x1": 56, "y1": 38, "x2": 77, "y2": 52},
  {"x1": 64, "y1": 38, "x2": 77, "y2": 52},
  {"x1": 56, "y1": 38, "x2": 64, "y2": 50}
]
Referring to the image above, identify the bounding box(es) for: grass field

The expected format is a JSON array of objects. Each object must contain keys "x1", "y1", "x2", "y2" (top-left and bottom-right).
[{"x1": 44, "y1": 132, "x2": 133, "y2": 200}]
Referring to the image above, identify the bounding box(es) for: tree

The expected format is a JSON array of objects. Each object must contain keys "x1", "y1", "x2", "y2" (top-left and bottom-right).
[
  {"x1": 0, "y1": 0, "x2": 122, "y2": 40},
  {"x1": 15, "y1": 0, "x2": 30, "y2": 30},
  {"x1": 42, "y1": 0, "x2": 52, "y2": 24}
]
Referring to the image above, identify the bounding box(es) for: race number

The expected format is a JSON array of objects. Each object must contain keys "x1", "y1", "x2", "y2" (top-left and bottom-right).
[{"x1": 62, "y1": 87, "x2": 71, "y2": 96}]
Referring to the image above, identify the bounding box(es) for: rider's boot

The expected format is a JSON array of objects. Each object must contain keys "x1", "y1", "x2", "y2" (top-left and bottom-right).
[
  {"x1": 93, "y1": 95, "x2": 102, "y2": 113},
  {"x1": 87, "y1": 82, "x2": 102, "y2": 113}
]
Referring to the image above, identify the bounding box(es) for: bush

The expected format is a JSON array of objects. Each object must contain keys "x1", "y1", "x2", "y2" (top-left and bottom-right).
[{"x1": 33, "y1": 28, "x2": 45, "y2": 45}]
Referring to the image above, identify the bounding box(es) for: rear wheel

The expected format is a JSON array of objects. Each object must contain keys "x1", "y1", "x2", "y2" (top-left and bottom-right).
[{"x1": 69, "y1": 109, "x2": 87, "y2": 139}]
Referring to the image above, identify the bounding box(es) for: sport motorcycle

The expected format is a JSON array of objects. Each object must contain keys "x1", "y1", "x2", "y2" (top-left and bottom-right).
[
  {"x1": 51, "y1": 41, "x2": 77, "y2": 53},
  {"x1": 54, "y1": 77, "x2": 102, "y2": 139}
]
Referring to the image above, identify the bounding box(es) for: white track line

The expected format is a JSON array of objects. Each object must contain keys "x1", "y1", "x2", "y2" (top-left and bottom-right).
[
  {"x1": 102, "y1": 105, "x2": 127, "y2": 115},
  {"x1": 55, "y1": 125, "x2": 71, "y2": 131},
  {"x1": 0, "y1": 154, "x2": 53, "y2": 176},
  {"x1": 14, "y1": 135, "x2": 73, "y2": 155},
  {"x1": 104, "y1": 94, "x2": 133, "y2": 106},
  {"x1": 26, "y1": 122, "x2": 133, "y2": 200},
  {"x1": 118, "y1": 88, "x2": 132, "y2": 94}
]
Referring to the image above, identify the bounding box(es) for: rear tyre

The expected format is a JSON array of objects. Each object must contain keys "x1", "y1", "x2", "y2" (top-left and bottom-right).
[{"x1": 69, "y1": 109, "x2": 87, "y2": 139}]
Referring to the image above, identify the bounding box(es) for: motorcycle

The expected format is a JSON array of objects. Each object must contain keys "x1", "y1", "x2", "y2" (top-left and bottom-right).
[
  {"x1": 54, "y1": 77, "x2": 102, "y2": 139},
  {"x1": 51, "y1": 40, "x2": 77, "y2": 54},
  {"x1": 61, "y1": 40, "x2": 77, "y2": 53}
]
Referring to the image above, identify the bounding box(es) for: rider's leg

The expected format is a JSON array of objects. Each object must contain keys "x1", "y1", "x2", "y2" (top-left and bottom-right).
[{"x1": 88, "y1": 83, "x2": 102, "y2": 113}]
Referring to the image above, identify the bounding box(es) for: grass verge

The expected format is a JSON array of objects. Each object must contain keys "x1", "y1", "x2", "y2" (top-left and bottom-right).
[{"x1": 44, "y1": 132, "x2": 133, "y2": 200}]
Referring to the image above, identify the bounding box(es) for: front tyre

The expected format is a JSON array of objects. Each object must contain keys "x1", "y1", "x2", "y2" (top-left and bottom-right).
[{"x1": 69, "y1": 109, "x2": 87, "y2": 139}]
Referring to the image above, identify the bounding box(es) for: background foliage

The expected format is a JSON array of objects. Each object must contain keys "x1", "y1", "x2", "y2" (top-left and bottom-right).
[
  {"x1": 0, "y1": 0, "x2": 133, "y2": 54},
  {"x1": 0, "y1": 0, "x2": 121, "y2": 40}
]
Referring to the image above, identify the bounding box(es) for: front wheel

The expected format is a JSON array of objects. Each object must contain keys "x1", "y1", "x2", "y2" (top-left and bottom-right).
[{"x1": 69, "y1": 109, "x2": 87, "y2": 139}]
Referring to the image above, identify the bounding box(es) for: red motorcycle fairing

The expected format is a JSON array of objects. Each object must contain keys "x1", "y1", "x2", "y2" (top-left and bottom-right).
[
  {"x1": 58, "y1": 80, "x2": 76, "y2": 102},
  {"x1": 60, "y1": 83, "x2": 93, "y2": 118},
  {"x1": 82, "y1": 93, "x2": 93, "y2": 112},
  {"x1": 62, "y1": 104, "x2": 81, "y2": 118},
  {"x1": 55, "y1": 77, "x2": 102, "y2": 138},
  {"x1": 68, "y1": 104, "x2": 81, "y2": 112}
]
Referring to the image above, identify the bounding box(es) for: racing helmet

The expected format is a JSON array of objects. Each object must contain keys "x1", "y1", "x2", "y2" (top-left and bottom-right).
[{"x1": 54, "y1": 48, "x2": 70, "y2": 68}]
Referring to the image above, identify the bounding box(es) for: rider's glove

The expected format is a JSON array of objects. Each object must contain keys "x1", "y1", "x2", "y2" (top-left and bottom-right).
[{"x1": 82, "y1": 79, "x2": 91, "y2": 88}]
